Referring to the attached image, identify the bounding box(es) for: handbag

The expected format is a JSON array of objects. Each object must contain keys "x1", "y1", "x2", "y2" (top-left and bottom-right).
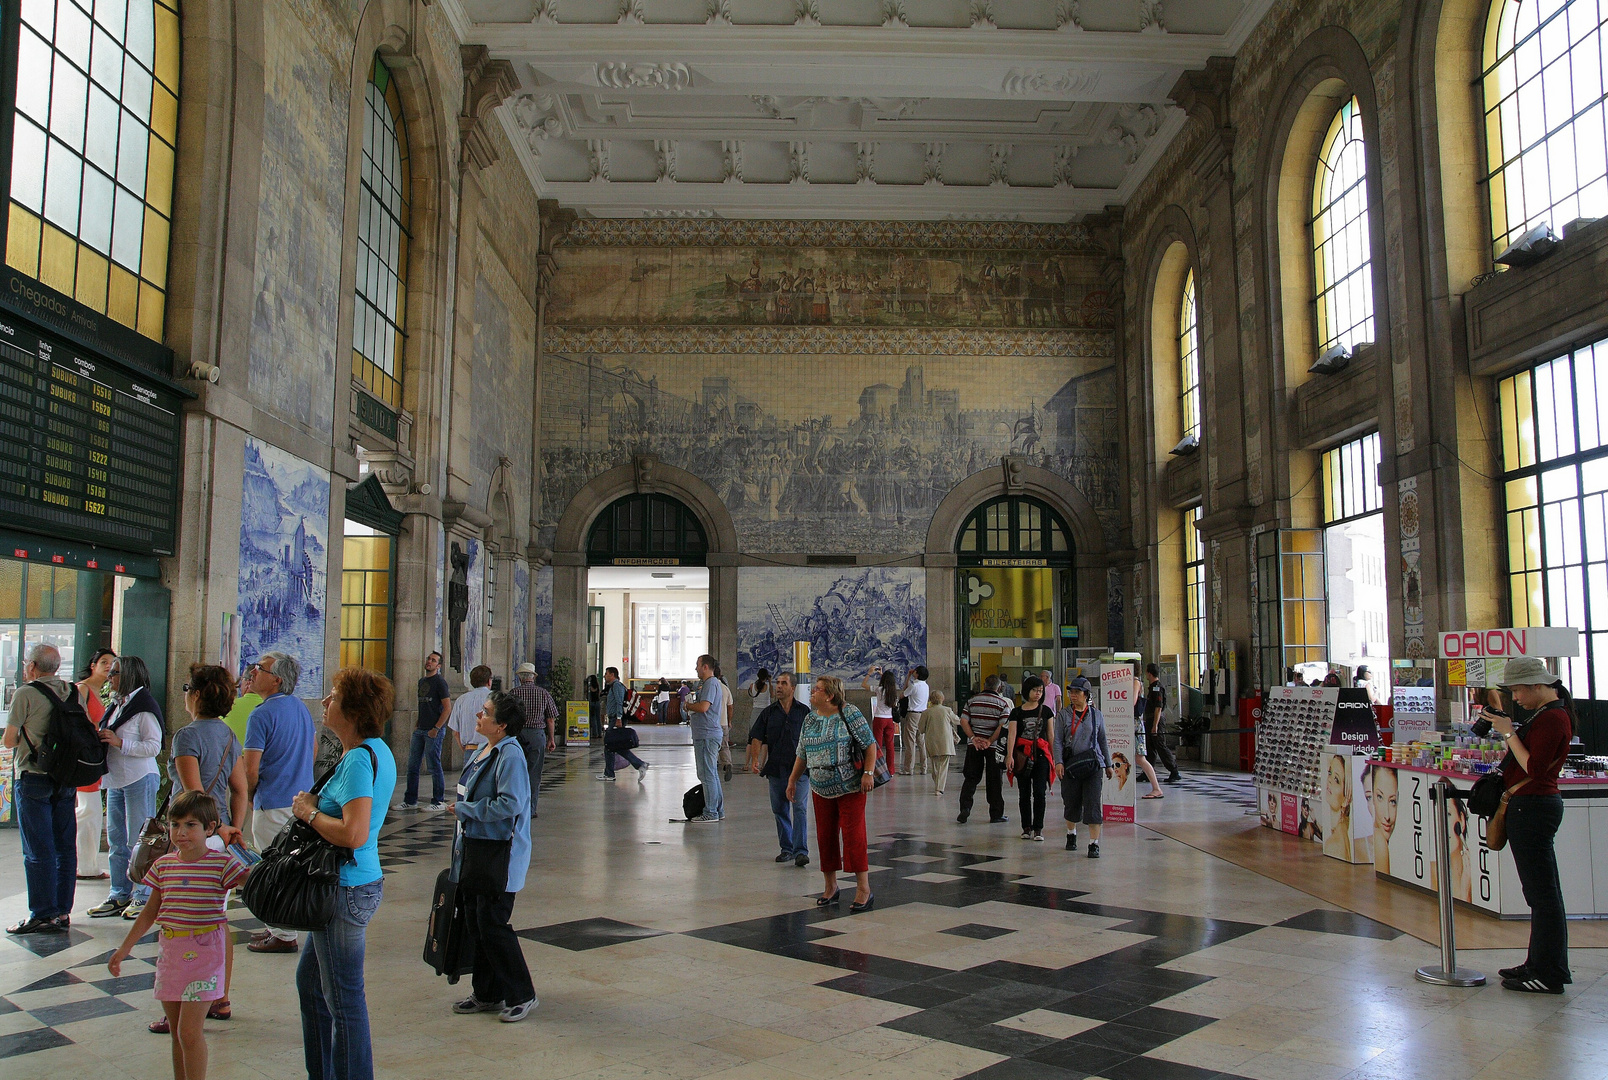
[
  {"x1": 131, "y1": 747, "x2": 232, "y2": 885},
  {"x1": 241, "y1": 746, "x2": 375, "y2": 932},
  {"x1": 455, "y1": 744, "x2": 513, "y2": 893},
  {"x1": 843, "y1": 711, "x2": 890, "y2": 788},
  {"x1": 1483, "y1": 745, "x2": 1569, "y2": 852}
]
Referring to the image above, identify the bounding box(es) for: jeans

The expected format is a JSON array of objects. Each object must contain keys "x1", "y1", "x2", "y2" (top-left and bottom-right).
[
  {"x1": 405, "y1": 728, "x2": 446, "y2": 806},
  {"x1": 1016, "y1": 754, "x2": 1052, "y2": 832},
  {"x1": 1506, "y1": 794, "x2": 1570, "y2": 986},
  {"x1": 106, "y1": 772, "x2": 158, "y2": 903},
  {"x1": 692, "y1": 737, "x2": 724, "y2": 818},
  {"x1": 465, "y1": 888, "x2": 534, "y2": 1007},
  {"x1": 526, "y1": 735, "x2": 546, "y2": 815},
  {"x1": 766, "y1": 773, "x2": 810, "y2": 856},
  {"x1": 958, "y1": 745, "x2": 1004, "y2": 820},
  {"x1": 298, "y1": 881, "x2": 383, "y2": 1080},
  {"x1": 603, "y1": 745, "x2": 646, "y2": 777},
  {"x1": 16, "y1": 772, "x2": 76, "y2": 920}
]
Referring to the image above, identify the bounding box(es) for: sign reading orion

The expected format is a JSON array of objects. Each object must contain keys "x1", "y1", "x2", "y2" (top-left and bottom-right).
[{"x1": 1437, "y1": 627, "x2": 1580, "y2": 659}]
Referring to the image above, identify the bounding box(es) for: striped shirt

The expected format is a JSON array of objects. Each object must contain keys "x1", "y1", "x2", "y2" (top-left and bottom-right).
[
  {"x1": 147, "y1": 850, "x2": 249, "y2": 930},
  {"x1": 962, "y1": 692, "x2": 1012, "y2": 740}
]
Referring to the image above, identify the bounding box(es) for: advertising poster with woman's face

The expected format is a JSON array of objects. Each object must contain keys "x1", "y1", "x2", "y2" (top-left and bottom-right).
[
  {"x1": 1100, "y1": 664, "x2": 1136, "y2": 823},
  {"x1": 1321, "y1": 752, "x2": 1353, "y2": 862},
  {"x1": 1382, "y1": 765, "x2": 1437, "y2": 888},
  {"x1": 1369, "y1": 764, "x2": 1398, "y2": 875},
  {"x1": 1446, "y1": 791, "x2": 1474, "y2": 903}
]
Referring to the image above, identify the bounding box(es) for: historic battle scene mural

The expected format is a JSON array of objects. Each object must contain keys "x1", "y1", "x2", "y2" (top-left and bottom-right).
[
  {"x1": 548, "y1": 245, "x2": 1116, "y2": 330},
  {"x1": 238, "y1": 437, "x2": 330, "y2": 694},
  {"x1": 737, "y1": 567, "x2": 925, "y2": 685},
  {"x1": 539, "y1": 352, "x2": 1120, "y2": 554}
]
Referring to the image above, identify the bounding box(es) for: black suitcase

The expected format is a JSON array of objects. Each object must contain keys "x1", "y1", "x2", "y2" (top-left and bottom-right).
[{"x1": 423, "y1": 868, "x2": 475, "y2": 983}]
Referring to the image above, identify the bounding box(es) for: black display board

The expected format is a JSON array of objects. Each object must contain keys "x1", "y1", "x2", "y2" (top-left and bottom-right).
[{"x1": 0, "y1": 314, "x2": 184, "y2": 556}]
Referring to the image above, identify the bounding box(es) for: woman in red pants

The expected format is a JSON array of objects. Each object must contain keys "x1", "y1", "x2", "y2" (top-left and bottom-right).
[
  {"x1": 788, "y1": 676, "x2": 879, "y2": 913},
  {"x1": 861, "y1": 668, "x2": 900, "y2": 777}
]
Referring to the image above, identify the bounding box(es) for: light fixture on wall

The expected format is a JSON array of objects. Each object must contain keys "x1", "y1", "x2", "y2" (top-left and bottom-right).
[
  {"x1": 1308, "y1": 342, "x2": 1352, "y2": 376},
  {"x1": 1494, "y1": 222, "x2": 1557, "y2": 268},
  {"x1": 1170, "y1": 434, "x2": 1199, "y2": 456}
]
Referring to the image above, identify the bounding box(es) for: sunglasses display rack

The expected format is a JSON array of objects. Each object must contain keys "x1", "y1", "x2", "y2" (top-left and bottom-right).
[{"x1": 1252, "y1": 685, "x2": 1339, "y2": 798}]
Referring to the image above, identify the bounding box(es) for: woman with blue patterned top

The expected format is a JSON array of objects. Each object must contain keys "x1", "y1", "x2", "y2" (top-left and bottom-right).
[{"x1": 786, "y1": 676, "x2": 879, "y2": 913}]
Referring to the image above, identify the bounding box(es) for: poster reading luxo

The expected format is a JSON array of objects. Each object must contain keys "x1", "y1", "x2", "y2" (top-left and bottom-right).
[{"x1": 1100, "y1": 663, "x2": 1136, "y2": 823}]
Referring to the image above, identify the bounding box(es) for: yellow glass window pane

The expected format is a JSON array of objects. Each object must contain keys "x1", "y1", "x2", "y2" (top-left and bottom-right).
[
  {"x1": 1283, "y1": 600, "x2": 1305, "y2": 646},
  {"x1": 108, "y1": 264, "x2": 139, "y2": 327},
  {"x1": 1303, "y1": 555, "x2": 1325, "y2": 597},
  {"x1": 151, "y1": 84, "x2": 178, "y2": 146},
  {"x1": 1513, "y1": 370, "x2": 1535, "y2": 468},
  {"x1": 344, "y1": 536, "x2": 371, "y2": 567},
  {"x1": 1505, "y1": 474, "x2": 1538, "y2": 511},
  {"x1": 1285, "y1": 529, "x2": 1323, "y2": 553},
  {"x1": 39, "y1": 223, "x2": 77, "y2": 294},
  {"x1": 1282, "y1": 553, "x2": 1303, "y2": 596},
  {"x1": 364, "y1": 605, "x2": 388, "y2": 640},
  {"x1": 1305, "y1": 601, "x2": 1326, "y2": 641},
  {"x1": 142, "y1": 208, "x2": 170, "y2": 286},
  {"x1": 7, "y1": 205, "x2": 41, "y2": 278},
  {"x1": 366, "y1": 569, "x2": 390, "y2": 606},
  {"x1": 75, "y1": 246, "x2": 109, "y2": 312},
  {"x1": 146, "y1": 137, "x2": 175, "y2": 218},
  {"x1": 154, "y1": 6, "x2": 181, "y2": 91},
  {"x1": 25, "y1": 566, "x2": 49, "y2": 618},
  {"x1": 341, "y1": 571, "x2": 364, "y2": 604},
  {"x1": 340, "y1": 605, "x2": 364, "y2": 638},
  {"x1": 1507, "y1": 512, "x2": 1529, "y2": 573},
  {"x1": 136, "y1": 281, "x2": 165, "y2": 339},
  {"x1": 0, "y1": 559, "x2": 20, "y2": 620},
  {"x1": 340, "y1": 641, "x2": 360, "y2": 669},
  {"x1": 363, "y1": 641, "x2": 388, "y2": 674}
]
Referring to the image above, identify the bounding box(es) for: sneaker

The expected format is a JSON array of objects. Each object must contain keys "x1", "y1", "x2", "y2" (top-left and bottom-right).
[
  {"x1": 637, "y1": 763, "x2": 650, "y2": 784},
  {"x1": 775, "y1": 852, "x2": 792, "y2": 863},
  {"x1": 122, "y1": 900, "x2": 147, "y2": 920},
  {"x1": 1020, "y1": 830, "x2": 1033, "y2": 840},
  {"x1": 595, "y1": 774, "x2": 617, "y2": 781},
  {"x1": 89, "y1": 897, "x2": 130, "y2": 918},
  {"x1": 722, "y1": 765, "x2": 733, "y2": 782},
  {"x1": 400, "y1": 803, "x2": 421, "y2": 813},
  {"x1": 689, "y1": 813, "x2": 721, "y2": 822},
  {"x1": 427, "y1": 802, "x2": 446, "y2": 812},
  {"x1": 1088, "y1": 842, "x2": 1101, "y2": 859},
  {"x1": 956, "y1": 812, "x2": 969, "y2": 823},
  {"x1": 1065, "y1": 833, "x2": 1078, "y2": 851},
  {"x1": 1499, "y1": 964, "x2": 1530, "y2": 981},
  {"x1": 1033, "y1": 833, "x2": 1044, "y2": 842},
  {"x1": 989, "y1": 816, "x2": 1010, "y2": 824},
  {"x1": 247, "y1": 936, "x2": 298, "y2": 954},
  {"x1": 1164, "y1": 775, "x2": 1182, "y2": 784},
  {"x1": 1502, "y1": 976, "x2": 1563, "y2": 995},
  {"x1": 499, "y1": 998, "x2": 537, "y2": 1023},
  {"x1": 453, "y1": 995, "x2": 503, "y2": 1014},
  {"x1": 795, "y1": 852, "x2": 809, "y2": 867}
]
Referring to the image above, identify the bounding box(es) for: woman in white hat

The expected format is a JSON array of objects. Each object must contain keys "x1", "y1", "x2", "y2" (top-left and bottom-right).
[{"x1": 1479, "y1": 656, "x2": 1574, "y2": 994}]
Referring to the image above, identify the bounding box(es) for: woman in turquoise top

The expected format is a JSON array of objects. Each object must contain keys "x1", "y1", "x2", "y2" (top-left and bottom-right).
[
  {"x1": 786, "y1": 676, "x2": 879, "y2": 912},
  {"x1": 290, "y1": 668, "x2": 397, "y2": 1080}
]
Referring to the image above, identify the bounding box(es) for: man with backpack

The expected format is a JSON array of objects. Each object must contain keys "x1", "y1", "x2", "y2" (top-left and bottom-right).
[{"x1": 4, "y1": 644, "x2": 106, "y2": 934}]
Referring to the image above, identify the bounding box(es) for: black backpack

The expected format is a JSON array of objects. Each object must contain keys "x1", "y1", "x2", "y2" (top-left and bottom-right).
[
  {"x1": 683, "y1": 784, "x2": 705, "y2": 819},
  {"x1": 22, "y1": 681, "x2": 109, "y2": 788}
]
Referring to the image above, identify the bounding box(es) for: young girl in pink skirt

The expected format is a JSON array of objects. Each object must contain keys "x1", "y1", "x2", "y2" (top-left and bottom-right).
[{"x1": 109, "y1": 790, "x2": 250, "y2": 1080}]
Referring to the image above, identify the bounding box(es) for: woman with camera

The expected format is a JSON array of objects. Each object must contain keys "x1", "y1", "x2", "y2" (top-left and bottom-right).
[{"x1": 1481, "y1": 657, "x2": 1574, "y2": 994}]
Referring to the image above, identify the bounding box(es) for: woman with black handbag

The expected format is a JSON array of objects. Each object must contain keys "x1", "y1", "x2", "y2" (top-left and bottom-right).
[
  {"x1": 1480, "y1": 657, "x2": 1575, "y2": 995},
  {"x1": 290, "y1": 668, "x2": 397, "y2": 1080},
  {"x1": 446, "y1": 692, "x2": 536, "y2": 1023}
]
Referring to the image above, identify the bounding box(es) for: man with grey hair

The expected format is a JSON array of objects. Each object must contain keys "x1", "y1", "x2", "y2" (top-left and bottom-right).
[
  {"x1": 4, "y1": 644, "x2": 78, "y2": 934},
  {"x1": 242, "y1": 650, "x2": 315, "y2": 953}
]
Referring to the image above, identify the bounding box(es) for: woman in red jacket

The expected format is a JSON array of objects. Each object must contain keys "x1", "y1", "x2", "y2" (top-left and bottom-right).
[{"x1": 1484, "y1": 657, "x2": 1575, "y2": 994}]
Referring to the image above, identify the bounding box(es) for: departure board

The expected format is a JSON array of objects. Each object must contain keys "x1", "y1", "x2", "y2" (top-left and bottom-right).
[{"x1": 0, "y1": 316, "x2": 183, "y2": 557}]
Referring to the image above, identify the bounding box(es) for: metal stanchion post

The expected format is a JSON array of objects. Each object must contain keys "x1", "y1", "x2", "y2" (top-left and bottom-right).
[{"x1": 1415, "y1": 778, "x2": 1486, "y2": 987}]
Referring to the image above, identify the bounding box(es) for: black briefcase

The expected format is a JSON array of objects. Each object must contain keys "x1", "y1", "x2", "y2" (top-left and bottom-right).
[{"x1": 423, "y1": 868, "x2": 476, "y2": 983}]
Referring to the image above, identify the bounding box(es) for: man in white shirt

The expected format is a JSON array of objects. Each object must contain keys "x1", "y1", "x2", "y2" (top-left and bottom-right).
[
  {"x1": 900, "y1": 665, "x2": 931, "y2": 776},
  {"x1": 447, "y1": 665, "x2": 494, "y2": 769}
]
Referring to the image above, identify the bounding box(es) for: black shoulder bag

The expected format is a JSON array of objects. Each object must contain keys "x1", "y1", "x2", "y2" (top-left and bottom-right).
[
  {"x1": 455, "y1": 744, "x2": 514, "y2": 894},
  {"x1": 242, "y1": 745, "x2": 376, "y2": 932}
]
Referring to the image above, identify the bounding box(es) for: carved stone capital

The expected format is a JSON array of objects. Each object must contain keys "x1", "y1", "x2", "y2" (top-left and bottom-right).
[
  {"x1": 442, "y1": 499, "x2": 494, "y2": 535},
  {"x1": 460, "y1": 45, "x2": 519, "y2": 172},
  {"x1": 1170, "y1": 57, "x2": 1234, "y2": 139}
]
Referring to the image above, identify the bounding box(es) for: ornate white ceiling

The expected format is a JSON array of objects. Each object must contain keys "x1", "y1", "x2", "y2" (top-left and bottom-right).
[{"x1": 442, "y1": 0, "x2": 1274, "y2": 221}]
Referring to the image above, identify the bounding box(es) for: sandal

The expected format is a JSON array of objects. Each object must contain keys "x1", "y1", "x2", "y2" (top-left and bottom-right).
[
  {"x1": 1142, "y1": 792, "x2": 1165, "y2": 799},
  {"x1": 207, "y1": 999, "x2": 231, "y2": 1020},
  {"x1": 815, "y1": 892, "x2": 840, "y2": 906},
  {"x1": 148, "y1": 1017, "x2": 170, "y2": 1034}
]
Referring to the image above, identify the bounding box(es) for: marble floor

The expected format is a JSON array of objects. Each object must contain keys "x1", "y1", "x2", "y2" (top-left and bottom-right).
[{"x1": 1, "y1": 729, "x2": 1605, "y2": 1080}]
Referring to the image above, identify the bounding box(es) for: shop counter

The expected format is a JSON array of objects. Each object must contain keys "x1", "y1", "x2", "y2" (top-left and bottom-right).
[{"x1": 1368, "y1": 761, "x2": 1608, "y2": 918}]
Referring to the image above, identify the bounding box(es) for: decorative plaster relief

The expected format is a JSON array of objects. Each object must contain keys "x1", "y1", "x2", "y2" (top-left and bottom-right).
[
  {"x1": 1001, "y1": 68, "x2": 1099, "y2": 96},
  {"x1": 595, "y1": 62, "x2": 692, "y2": 91}
]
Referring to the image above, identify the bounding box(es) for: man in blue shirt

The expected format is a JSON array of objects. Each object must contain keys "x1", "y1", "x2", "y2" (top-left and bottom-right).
[
  {"x1": 747, "y1": 672, "x2": 810, "y2": 864},
  {"x1": 242, "y1": 650, "x2": 316, "y2": 953},
  {"x1": 603, "y1": 667, "x2": 628, "y2": 727},
  {"x1": 686, "y1": 654, "x2": 727, "y2": 822}
]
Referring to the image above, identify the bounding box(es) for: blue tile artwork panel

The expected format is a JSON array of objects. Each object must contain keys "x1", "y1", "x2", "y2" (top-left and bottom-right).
[
  {"x1": 238, "y1": 437, "x2": 330, "y2": 694},
  {"x1": 465, "y1": 538, "x2": 484, "y2": 671},
  {"x1": 738, "y1": 567, "x2": 925, "y2": 684},
  {"x1": 532, "y1": 565, "x2": 554, "y2": 674},
  {"x1": 513, "y1": 562, "x2": 530, "y2": 669}
]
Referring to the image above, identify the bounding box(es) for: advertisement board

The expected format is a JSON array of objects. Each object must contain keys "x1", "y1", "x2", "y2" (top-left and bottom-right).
[
  {"x1": 1099, "y1": 663, "x2": 1135, "y2": 823},
  {"x1": 565, "y1": 700, "x2": 591, "y2": 743}
]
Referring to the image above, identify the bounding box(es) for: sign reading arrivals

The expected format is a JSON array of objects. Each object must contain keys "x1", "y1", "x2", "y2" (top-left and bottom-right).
[{"x1": 0, "y1": 316, "x2": 185, "y2": 557}]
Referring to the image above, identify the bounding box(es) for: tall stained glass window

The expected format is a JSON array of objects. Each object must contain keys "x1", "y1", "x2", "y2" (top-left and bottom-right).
[
  {"x1": 1184, "y1": 506, "x2": 1206, "y2": 688},
  {"x1": 353, "y1": 54, "x2": 410, "y2": 413},
  {"x1": 6, "y1": 0, "x2": 181, "y2": 340},
  {"x1": 1499, "y1": 340, "x2": 1608, "y2": 700},
  {"x1": 1483, "y1": 1, "x2": 1608, "y2": 259},
  {"x1": 1179, "y1": 269, "x2": 1201, "y2": 442},
  {"x1": 1311, "y1": 96, "x2": 1375, "y2": 358}
]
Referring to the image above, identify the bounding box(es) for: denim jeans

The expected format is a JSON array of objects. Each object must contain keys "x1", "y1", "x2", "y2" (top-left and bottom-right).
[
  {"x1": 604, "y1": 745, "x2": 646, "y2": 777},
  {"x1": 16, "y1": 772, "x2": 76, "y2": 920},
  {"x1": 297, "y1": 880, "x2": 383, "y2": 1080},
  {"x1": 526, "y1": 735, "x2": 546, "y2": 815},
  {"x1": 106, "y1": 772, "x2": 159, "y2": 903},
  {"x1": 692, "y1": 737, "x2": 724, "y2": 818},
  {"x1": 405, "y1": 728, "x2": 445, "y2": 806},
  {"x1": 766, "y1": 773, "x2": 809, "y2": 856},
  {"x1": 1506, "y1": 794, "x2": 1570, "y2": 986}
]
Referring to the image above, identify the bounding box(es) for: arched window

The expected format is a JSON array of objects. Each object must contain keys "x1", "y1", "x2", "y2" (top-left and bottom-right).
[
  {"x1": 1184, "y1": 506, "x2": 1206, "y2": 688},
  {"x1": 1311, "y1": 96, "x2": 1374, "y2": 357},
  {"x1": 1483, "y1": 0, "x2": 1608, "y2": 259},
  {"x1": 6, "y1": 0, "x2": 181, "y2": 340},
  {"x1": 587, "y1": 494, "x2": 708, "y2": 565},
  {"x1": 1179, "y1": 269, "x2": 1201, "y2": 441},
  {"x1": 353, "y1": 54, "x2": 410, "y2": 414},
  {"x1": 956, "y1": 496, "x2": 1072, "y2": 565}
]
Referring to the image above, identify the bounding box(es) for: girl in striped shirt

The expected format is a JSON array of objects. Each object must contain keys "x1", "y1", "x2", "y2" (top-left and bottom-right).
[{"x1": 109, "y1": 790, "x2": 249, "y2": 1080}]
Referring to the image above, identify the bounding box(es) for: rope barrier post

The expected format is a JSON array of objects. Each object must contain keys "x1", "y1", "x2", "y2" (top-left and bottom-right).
[{"x1": 1414, "y1": 779, "x2": 1486, "y2": 987}]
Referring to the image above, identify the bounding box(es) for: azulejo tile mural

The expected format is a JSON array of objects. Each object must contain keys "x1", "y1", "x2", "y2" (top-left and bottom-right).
[
  {"x1": 532, "y1": 565, "x2": 554, "y2": 675},
  {"x1": 560, "y1": 217, "x2": 1104, "y2": 251},
  {"x1": 540, "y1": 352, "x2": 1120, "y2": 554},
  {"x1": 238, "y1": 437, "x2": 330, "y2": 694},
  {"x1": 737, "y1": 567, "x2": 926, "y2": 685},
  {"x1": 544, "y1": 325, "x2": 1113, "y2": 357}
]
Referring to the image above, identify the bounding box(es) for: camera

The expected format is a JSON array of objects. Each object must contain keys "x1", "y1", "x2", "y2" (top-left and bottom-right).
[{"x1": 1471, "y1": 708, "x2": 1505, "y2": 738}]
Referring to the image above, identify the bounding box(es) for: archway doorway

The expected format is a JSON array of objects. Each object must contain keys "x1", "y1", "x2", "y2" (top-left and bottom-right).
[
  {"x1": 955, "y1": 495, "x2": 1077, "y2": 703},
  {"x1": 584, "y1": 493, "x2": 710, "y2": 728}
]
